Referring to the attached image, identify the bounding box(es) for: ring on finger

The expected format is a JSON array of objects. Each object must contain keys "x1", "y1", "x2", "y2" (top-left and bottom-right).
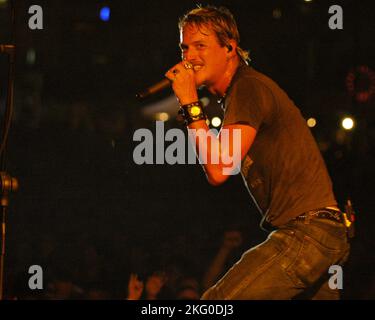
[{"x1": 184, "y1": 62, "x2": 193, "y2": 69}]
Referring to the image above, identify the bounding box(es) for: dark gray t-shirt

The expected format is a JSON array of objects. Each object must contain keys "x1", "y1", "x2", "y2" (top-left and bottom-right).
[{"x1": 223, "y1": 63, "x2": 337, "y2": 227}]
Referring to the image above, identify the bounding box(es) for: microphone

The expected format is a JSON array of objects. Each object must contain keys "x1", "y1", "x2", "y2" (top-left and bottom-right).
[
  {"x1": 0, "y1": 44, "x2": 15, "y2": 54},
  {"x1": 136, "y1": 78, "x2": 171, "y2": 99}
]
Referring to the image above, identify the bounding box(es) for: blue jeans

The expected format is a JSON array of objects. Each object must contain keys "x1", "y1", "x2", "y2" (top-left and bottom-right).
[{"x1": 201, "y1": 214, "x2": 350, "y2": 300}]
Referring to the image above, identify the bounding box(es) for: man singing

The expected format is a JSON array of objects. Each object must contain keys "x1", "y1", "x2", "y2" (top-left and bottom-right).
[{"x1": 165, "y1": 5, "x2": 350, "y2": 299}]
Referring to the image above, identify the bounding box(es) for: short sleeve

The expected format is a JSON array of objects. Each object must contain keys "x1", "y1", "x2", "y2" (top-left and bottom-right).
[{"x1": 223, "y1": 76, "x2": 273, "y2": 130}]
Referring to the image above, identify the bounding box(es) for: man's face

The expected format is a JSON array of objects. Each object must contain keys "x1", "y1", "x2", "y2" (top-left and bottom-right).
[{"x1": 180, "y1": 24, "x2": 229, "y2": 92}]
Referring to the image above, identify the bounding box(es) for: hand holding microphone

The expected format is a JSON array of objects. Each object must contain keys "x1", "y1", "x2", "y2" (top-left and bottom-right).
[
  {"x1": 165, "y1": 61, "x2": 198, "y2": 105},
  {"x1": 136, "y1": 61, "x2": 198, "y2": 104}
]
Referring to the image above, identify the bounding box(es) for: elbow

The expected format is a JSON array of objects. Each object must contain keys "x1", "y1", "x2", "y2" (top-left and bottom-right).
[
  {"x1": 208, "y1": 178, "x2": 224, "y2": 187},
  {"x1": 207, "y1": 172, "x2": 228, "y2": 187}
]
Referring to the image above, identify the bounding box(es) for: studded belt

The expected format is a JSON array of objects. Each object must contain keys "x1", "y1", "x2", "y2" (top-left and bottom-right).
[{"x1": 295, "y1": 208, "x2": 344, "y2": 223}]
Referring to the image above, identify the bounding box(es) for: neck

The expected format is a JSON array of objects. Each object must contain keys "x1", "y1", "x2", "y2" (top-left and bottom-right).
[{"x1": 210, "y1": 56, "x2": 240, "y2": 97}]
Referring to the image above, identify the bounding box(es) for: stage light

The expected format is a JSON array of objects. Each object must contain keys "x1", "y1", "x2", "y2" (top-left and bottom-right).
[
  {"x1": 341, "y1": 117, "x2": 355, "y2": 130},
  {"x1": 26, "y1": 48, "x2": 36, "y2": 65},
  {"x1": 211, "y1": 117, "x2": 222, "y2": 128},
  {"x1": 200, "y1": 97, "x2": 210, "y2": 107},
  {"x1": 272, "y1": 8, "x2": 282, "y2": 19},
  {"x1": 100, "y1": 6, "x2": 110, "y2": 22},
  {"x1": 307, "y1": 118, "x2": 317, "y2": 128},
  {"x1": 304, "y1": 0, "x2": 313, "y2": 2},
  {"x1": 155, "y1": 112, "x2": 169, "y2": 122}
]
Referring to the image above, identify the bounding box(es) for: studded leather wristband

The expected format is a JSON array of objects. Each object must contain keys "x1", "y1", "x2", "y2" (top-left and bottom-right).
[{"x1": 178, "y1": 101, "x2": 206, "y2": 126}]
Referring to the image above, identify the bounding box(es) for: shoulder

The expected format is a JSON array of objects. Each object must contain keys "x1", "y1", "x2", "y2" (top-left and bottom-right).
[{"x1": 228, "y1": 67, "x2": 275, "y2": 101}]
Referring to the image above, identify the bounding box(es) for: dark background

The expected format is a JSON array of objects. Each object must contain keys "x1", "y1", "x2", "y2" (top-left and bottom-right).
[{"x1": 0, "y1": 0, "x2": 374, "y2": 299}]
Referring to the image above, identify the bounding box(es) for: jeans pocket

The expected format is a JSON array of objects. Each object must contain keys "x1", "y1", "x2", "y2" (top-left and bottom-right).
[{"x1": 285, "y1": 234, "x2": 343, "y2": 288}]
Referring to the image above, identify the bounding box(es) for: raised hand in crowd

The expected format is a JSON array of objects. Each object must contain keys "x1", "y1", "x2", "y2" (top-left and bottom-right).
[
  {"x1": 126, "y1": 273, "x2": 144, "y2": 300},
  {"x1": 202, "y1": 230, "x2": 243, "y2": 290}
]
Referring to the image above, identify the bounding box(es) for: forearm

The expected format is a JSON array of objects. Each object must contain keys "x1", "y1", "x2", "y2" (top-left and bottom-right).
[
  {"x1": 202, "y1": 247, "x2": 232, "y2": 290},
  {"x1": 187, "y1": 120, "x2": 228, "y2": 185}
]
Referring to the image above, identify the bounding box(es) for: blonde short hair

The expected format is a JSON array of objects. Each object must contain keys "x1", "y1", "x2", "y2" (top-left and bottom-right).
[{"x1": 178, "y1": 5, "x2": 250, "y2": 63}]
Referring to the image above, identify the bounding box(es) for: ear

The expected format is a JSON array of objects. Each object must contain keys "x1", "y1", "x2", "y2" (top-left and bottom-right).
[{"x1": 226, "y1": 40, "x2": 237, "y2": 58}]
